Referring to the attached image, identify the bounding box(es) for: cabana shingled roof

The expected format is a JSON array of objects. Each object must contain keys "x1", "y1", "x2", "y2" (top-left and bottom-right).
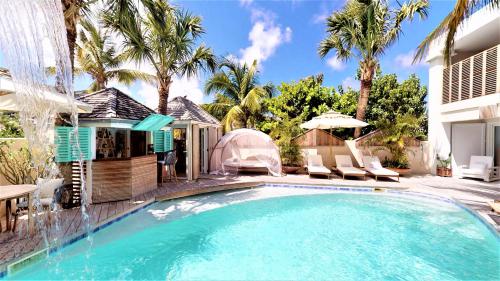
[
  {"x1": 77, "y1": 87, "x2": 154, "y2": 120},
  {"x1": 166, "y1": 96, "x2": 220, "y2": 126}
]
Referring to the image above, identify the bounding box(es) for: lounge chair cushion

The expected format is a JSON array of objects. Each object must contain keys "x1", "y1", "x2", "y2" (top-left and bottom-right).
[
  {"x1": 470, "y1": 162, "x2": 486, "y2": 171},
  {"x1": 337, "y1": 167, "x2": 366, "y2": 175},
  {"x1": 369, "y1": 161, "x2": 383, "y2": 169},
  {"x1": 366, "y1": 168, "x2": 399, "y2": 177},
  {"x1": 362, "y1": 156, "x2": 399, "y2": 177},
  {"x1": 308, "y1": 155, "x2": 331, "y2": 175},
  {"x1": 309, "y1": 166, "x2": 331, "y2": 174}
]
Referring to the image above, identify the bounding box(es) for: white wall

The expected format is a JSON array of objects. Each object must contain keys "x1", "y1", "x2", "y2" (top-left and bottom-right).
[
  {"x1": 427, "y1": 57, "x2": 452, "y2": 173},
  {"x1": 451, "y1": 123, "x2": 486, "y2": 168}
]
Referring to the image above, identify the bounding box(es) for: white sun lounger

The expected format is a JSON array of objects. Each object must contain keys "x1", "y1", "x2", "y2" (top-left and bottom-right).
[
  {"x1": 334, "y1": 155, "x2": 366, "y2": 180},
  {"x1": 362, "y1": 156, "x2": 400, "y2": 182},
  {"x1": 307, "y1": 155, "x2": 331, "y2": 178}
]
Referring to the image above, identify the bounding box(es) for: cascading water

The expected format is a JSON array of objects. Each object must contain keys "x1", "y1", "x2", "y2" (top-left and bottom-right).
[{"x1": 0, "y1": 0, "x2": 90, "y2": 258}]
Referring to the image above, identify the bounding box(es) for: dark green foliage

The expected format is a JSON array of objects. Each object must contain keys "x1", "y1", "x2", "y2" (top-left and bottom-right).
[
  {"x1": 371, "y1": 113, "x2": 426, "y2": 168},
  {"x1": 269, "y1": 118, "x2": 303, "y2": 167},
  {"x1": 365, "y1": 74, "x2": 428, "y2": 137}
]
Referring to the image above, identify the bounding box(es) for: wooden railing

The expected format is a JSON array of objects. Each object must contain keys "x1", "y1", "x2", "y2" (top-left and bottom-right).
[{"x1": 442, "y1": 45, "x2": 499, "y2": 104}]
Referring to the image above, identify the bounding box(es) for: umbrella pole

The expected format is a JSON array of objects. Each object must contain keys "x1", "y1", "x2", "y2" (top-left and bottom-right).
[{"x1": 330, "y1": 127, "x2": 333, "y2": 165}]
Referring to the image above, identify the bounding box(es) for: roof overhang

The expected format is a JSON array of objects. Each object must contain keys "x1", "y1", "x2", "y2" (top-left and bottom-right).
[
  {"x1": 79, "y1": 118, "x2": 139, "y2": 129},
  {"x1": 170, "y1": 119, "x2": 221, "y2": 128}
]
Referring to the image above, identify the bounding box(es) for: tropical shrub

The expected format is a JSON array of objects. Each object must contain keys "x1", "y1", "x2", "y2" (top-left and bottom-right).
[
  {"x1": 365, "y1": 73, "x2": 428, "y2": 137},
  {"x1": 370, "y1": 113, "x2": 425, "y2": 168},
  {"x1": 269, "y1": 118, "x2": 303, "y2": 167},
  {"x1": 0, "y1": 141, "x2": 35, "y2": 184},
  {"x1": 0, "y1": 112, "x2": 23, "y2": 138}
]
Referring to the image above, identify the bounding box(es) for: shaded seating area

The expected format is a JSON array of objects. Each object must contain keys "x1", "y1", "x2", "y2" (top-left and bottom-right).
[{"x1": 210, "y1": 129, "x2": 282, "y2": 176}]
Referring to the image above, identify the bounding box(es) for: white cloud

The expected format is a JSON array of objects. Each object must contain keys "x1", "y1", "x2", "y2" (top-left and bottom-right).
[
  {"x1": 169, "y1": 75, "x2": 204, "y2": 104},
  {"x1": 312, "y1": 12, "x2": 329, "y2": 24},
  {"x1": 108, "y1": 80, "x2": 134, "y2": 96},
  {"x1": 342, "y1": 76, "x2": 360, "y2": 90},
  {"x1": 395, "y1": 51, "x2": 427, "y2": 69},
  {"x1": 135, "y1": 82, "x2": 158, "y2": 109},
  {"x1": 239, "y1": 0, "x2": 253, "y2": 7},
  {"x1": 326, "y1": 56, "x2": 345, "y2": 71},
  {"x1": 132, "y1": 75, "x2": 204, "y2": 110},
  {"x1": 238, "y1": 7, "x2": 292, "y2": 66}
]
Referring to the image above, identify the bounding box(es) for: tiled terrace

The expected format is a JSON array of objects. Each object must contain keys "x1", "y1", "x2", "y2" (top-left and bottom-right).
[{"x1": 0, "y1": 174, "x2": 498, "y2": 272}]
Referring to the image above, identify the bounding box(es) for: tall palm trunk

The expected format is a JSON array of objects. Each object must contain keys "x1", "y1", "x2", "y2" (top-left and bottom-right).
[
  {"x1": 96, "y1": 77, "x2": 106, "y2": 91},
  {"x1": 62, "y1": 0, "x2": 79, "y2": 73},
  {"x1": 157, "y1": 77, "x2": 171, "y2": 114},
  {"x1": 353, "y1": 62, "x2": 375, "y2": 138}
]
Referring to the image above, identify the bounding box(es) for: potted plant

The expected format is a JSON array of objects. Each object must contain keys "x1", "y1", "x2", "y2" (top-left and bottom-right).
[
  {"x1": 269, "y1": 117, "x2": 303, "y2": 174},
  {"x1": 436, "y1": 153, "x2": 452, "y2": 177},
  {"x1": 370, "y1": 113, "x2": 425, "y2": 175}
]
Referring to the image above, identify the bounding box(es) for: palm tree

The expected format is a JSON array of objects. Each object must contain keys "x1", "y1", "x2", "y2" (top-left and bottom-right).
[
  {"x1": 204, "y1": 59, "x2": 274, "y2": 132},
  {"x1": 103, "y1": 0, "x2": 216, "y2": 114},
  {"x1": 76, "y1": 20, "x2": 155, "y2": 92},
  {"x1": 61, "y1": 0, "x2": 96, "y2": 73},
  {"x1": 318, "y1": 0, "x2": 428, "y2": 138},
  {"x1": 414, "y1": 0, "x2": 499, "y2": 65}
]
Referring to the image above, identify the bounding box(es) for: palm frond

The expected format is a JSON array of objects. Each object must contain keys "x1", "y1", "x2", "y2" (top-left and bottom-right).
[
  {"x1": 204, "y1": 72, "x2": 239, "y2": 100},
  {"x1": 222, "y1": 105, "x2": 244, "y2": 132},
  {"x1": 414, "y1": 0, "x2": 498, "y2": 65},
  {"x1": 108, "y1": 69, "x2": 157, "y2": 86},
  {"x1": 180, "y1": 45, "x2": 216, "y2": 78}
]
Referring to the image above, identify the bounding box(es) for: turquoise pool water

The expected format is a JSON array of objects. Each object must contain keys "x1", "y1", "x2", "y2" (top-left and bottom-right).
[{"x1": 6, "y1": 190, "x2": 500, "y2": 280}]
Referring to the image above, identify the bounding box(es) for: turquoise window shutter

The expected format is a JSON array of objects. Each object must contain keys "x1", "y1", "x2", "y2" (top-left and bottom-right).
[
  {"x1": 55, "y1": 126, "x2": 92, "y2": 162},
  {"x1": 153, "y1": 130, "x2": 166, "y2": 152},
  {"x1": 55, "y1": 127, "x2": 71, "y2": 162},
  {"x1": 71, "y1": 127, "x2": 92, "y2": 161},
  {"x1": 164, "y1": 130, "x2": 173, "y2": 151}
]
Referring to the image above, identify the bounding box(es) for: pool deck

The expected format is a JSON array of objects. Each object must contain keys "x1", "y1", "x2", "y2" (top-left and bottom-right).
[{"x1": 0, "y1": 174, "x2": 498, "y2": 272}]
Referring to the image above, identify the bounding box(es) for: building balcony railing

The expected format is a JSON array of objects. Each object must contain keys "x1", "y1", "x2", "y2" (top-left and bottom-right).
[{"x1": 442, "y1": 44, "x2": 499, "y2": 104}]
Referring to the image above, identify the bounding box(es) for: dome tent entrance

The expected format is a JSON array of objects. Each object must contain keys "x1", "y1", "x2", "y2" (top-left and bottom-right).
[{"x1": 210, "y1": 129, "x2": 282, "y2": 176}]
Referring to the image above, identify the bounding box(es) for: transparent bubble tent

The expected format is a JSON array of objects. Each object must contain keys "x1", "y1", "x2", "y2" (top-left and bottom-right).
[{"x1": 210, "y1": 129, "x2": 282, "y2": 176}]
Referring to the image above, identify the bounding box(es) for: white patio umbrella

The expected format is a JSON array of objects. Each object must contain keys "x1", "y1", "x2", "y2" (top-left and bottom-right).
[
  {"x1": 0, "y1": 77, "x2": 92, "y2": 113},
  {"x1": 300, "y1": 110, "x2": 369, "y2": 130},
  {"x1": 300, "y1": 110, "x2": 369, "y2": 160}
]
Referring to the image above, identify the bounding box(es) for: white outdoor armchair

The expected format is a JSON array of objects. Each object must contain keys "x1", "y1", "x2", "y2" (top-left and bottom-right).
[{"x1": 458, "y1": 156, "x2": 499, "y2": 182}]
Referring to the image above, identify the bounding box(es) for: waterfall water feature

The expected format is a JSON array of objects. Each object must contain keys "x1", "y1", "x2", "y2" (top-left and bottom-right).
[{"x1": 0, "y1": 0, "x2": 90, "y2": 256}]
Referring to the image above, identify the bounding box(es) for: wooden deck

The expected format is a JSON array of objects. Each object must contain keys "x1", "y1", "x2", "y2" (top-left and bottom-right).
[
  {"x1": 0, "y1": 176, "x2": 256, "y2": 271},
  {"x1": 0, "y1": 174, "x2": 498, "y2": 272}
]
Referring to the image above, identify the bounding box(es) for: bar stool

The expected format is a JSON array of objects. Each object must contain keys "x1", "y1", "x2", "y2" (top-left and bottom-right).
[{"x1": 165, "y1": 150, "x2": 178, "y2": 183}]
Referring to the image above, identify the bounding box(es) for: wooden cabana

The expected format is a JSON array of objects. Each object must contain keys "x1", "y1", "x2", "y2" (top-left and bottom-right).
[
  {"x1": 71, "y1": 88, "x2": 174, "y2": 203},
  {"x1": 166, "y1": 96, "x2": 222, "y2": 181}
]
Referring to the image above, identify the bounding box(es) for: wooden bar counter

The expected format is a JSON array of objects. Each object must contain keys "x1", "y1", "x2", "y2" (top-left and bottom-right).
[{"x1": 91, "y1": 154, "x2": 157, "y2": 203}]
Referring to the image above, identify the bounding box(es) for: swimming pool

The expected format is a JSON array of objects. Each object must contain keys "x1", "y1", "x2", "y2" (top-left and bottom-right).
[{"x1": 5, "y1": 186, "x2": 499, "y2": 280}]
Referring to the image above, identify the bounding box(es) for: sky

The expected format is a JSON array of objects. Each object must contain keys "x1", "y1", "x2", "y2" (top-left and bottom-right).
[{"x1": 0, "y1": 0, "x2": 456, "y2": 109}]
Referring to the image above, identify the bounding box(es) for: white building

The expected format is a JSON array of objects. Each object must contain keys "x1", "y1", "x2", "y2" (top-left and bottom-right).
[{"x1": 427, "y1": 6, "x2": 500, "y2": 175}]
